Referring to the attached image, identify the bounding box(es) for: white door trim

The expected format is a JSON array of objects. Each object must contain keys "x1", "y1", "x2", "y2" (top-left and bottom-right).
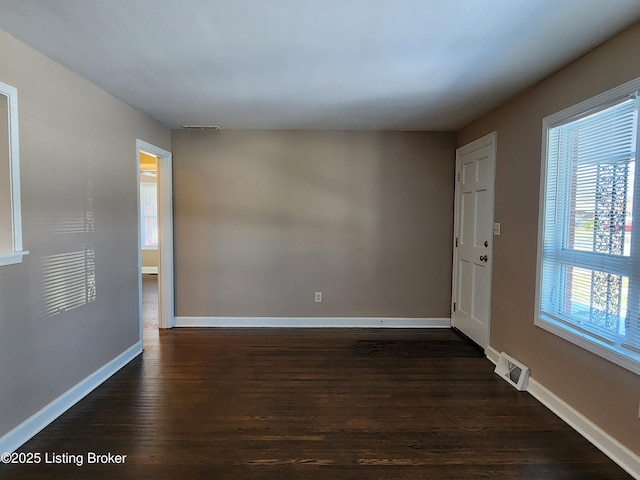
[
  {"x1": 136, "y1": 139, "x2": 175, "y2": 330},
  {"x1": 451, "y1": 131, "x2": 497, "y2": 350}
]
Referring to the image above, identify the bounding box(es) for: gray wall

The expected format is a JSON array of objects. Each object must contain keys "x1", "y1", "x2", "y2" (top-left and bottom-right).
[
  {"x1": 172, "y1": 129, "x2": 456, "y2": 318},
  {"x1": 458, "y1": 23, "x2": 640, "y2": 454},
  {"x1": 0, "y1": 28, "x2": 170, "y2": 437}
]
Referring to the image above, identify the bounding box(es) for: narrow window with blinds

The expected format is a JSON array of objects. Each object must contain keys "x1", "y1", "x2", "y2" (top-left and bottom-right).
[
  {"x1": 140, "y1": 183, "x2": 158, "y2": 249},
  {"x1": 536, "y1": 79, "x2": 640, "y2": 375}
]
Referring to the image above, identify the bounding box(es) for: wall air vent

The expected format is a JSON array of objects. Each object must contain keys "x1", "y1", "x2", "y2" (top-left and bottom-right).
[
  {"x1": 494, "y1": 352, "x2": 530, "y2": 391},
  {"x1": 181, "y1": 125, "x2": 222, "y2": 131}
]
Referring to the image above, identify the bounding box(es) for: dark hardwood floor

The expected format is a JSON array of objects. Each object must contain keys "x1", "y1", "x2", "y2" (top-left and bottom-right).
[
  {"x1": 142, "y1": 274, "x2": 159, "y2": 350},
  {"x1": 0, "y1": 282, "x2": 632, "y2": 479}
]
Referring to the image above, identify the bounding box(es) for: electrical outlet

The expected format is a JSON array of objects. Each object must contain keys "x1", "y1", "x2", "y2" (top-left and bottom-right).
[{"x1": 315, "y1": 291, "x2": 323, "y2": 303}]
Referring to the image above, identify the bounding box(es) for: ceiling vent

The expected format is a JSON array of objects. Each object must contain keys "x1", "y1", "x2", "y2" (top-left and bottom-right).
[{"x1": 181, "y1": 125, "x2": 222, "y2": 131}]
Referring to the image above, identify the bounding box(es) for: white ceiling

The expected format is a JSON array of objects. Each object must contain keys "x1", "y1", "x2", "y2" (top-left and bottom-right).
[{"x1": 1, "y1": 0, "x2": 640, "y2": 130}]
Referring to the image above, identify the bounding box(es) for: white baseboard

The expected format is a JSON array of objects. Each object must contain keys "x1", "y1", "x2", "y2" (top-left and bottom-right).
[
  {"x1": 527, "y1": 378, "x2": 640, "y2": 479},
  {"x1": 0, "y1": 342, "x2": 142, "y2": 454},
  {"x1": 174, "y1": 316, "x2": 451, "y2": 328},
  {"x1": 484, "y1": 344, "x2": 639, "y2": 479},
  {"x1": 485, "y1": 345, "x2": 500, "y2": 365},
  {"x1": 141, "y1": 267, "x2": 158, "y2": 274}
]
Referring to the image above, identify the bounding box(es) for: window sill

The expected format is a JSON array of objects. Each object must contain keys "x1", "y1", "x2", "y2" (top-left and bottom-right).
[
  {"x1": 0, "y1": 250, "x2": 29, "y2": 266},
  {"x1": 141, "y1": 246, "x2": 158, "y2": 251},
  {"x1": 535, "y1": 315, "x2": 640, "y2": 376}
]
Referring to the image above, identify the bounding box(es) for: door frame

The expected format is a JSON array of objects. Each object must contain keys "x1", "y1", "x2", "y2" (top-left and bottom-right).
[
  {"x1": 450, "y1": 131, "x2": 497, "y2": 350},
  {"x1": 136, "y1": 139, "x2": 174, "y2": 332}
]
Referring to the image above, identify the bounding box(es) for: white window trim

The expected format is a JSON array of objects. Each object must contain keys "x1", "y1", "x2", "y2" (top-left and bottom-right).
[
  {"x1": 0, "y1": 251, "x2": 28, "y2": 266},
  {"x1": 0, "y1": 81, "x2": 28, "y2": 266},
  {"x1": 535, "y1": 76, "x2": 640, "y2": 376}
]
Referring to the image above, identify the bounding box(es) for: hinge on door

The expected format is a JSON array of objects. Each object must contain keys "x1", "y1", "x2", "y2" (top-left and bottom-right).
[
  {"x1": 457, "y1": 171, "x2": 461, "y2": 182},
  {"x1": 455, "y1": 237, "x2": 458, "y2": 247},
  {"x1": 453, "y1": 302, "x2": 456, "y2": 312}
]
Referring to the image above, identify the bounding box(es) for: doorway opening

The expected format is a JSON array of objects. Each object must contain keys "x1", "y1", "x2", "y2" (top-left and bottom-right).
[
  {"x1": 140, "y1": 151, "x2": 159, "y2": 347},
  {"x1": 136, "y1": 139, "x2": 174, "y2": 350}
]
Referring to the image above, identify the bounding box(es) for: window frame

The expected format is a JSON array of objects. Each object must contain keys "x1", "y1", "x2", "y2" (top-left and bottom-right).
[
  {"x1": 535, "y1": 77, "x2": 640, "y2": 375},
  {"x1": 0, "y1": 80, "x2": 28, "y2": 266}
]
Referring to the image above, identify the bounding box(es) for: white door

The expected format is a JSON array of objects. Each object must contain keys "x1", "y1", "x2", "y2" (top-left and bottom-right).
[{"x1": 452, "y1": 132, "x2": 496, "y2": 349}]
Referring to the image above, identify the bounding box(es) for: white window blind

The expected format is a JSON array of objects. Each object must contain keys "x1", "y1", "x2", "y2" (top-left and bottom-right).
[
  {"x1": 538, "y1": 82, "x2": 640, "y2": 374},
  {"x1": 140, "y1": 183, "x2": 158, "y2": 248}
]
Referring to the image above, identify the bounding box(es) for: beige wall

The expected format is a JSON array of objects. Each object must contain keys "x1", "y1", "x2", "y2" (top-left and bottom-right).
[
  {"x1": 0, "y1": 28, "x2": 170, "y2": 437},
  {"x1": 458, "y1": 23, "x2": 640, "y2": 454},
  {"x1": 172, "y1": 129, "x2": 456, "y2": 318},
  {"x1": 142, "y1": 249, "x2": 158, "y2": 269}
]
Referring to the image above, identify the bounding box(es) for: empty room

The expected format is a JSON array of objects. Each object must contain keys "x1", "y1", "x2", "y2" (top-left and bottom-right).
[{"x1": 1, "y1": 1, "x2": 640, "y2": 479}]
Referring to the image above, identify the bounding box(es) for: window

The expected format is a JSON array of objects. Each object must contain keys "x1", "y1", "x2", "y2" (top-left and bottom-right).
[
  {"x1": 140, "y1": 183, "x2": 158, "y2": 249},
  {"x1": 537, "y1": 79, "x2": 640, "y2": 374},
  {"x1": 0, "y1": 80, "x2": 27, "y2": 266}
]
